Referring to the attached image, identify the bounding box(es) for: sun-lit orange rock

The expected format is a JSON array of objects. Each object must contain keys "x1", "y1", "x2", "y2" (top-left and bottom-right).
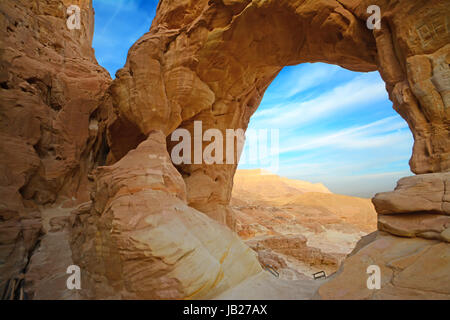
[
  {"x1": 231, "y1": 169, "x2": 377, "y2": 276},
  {"x1": 69, "y1": 131, "x2": 262, "y2": 299},
  {"x1": 0, "y1": 0, "x2": 111, "y2": 295},
  {"x1": 107, "y1": 0, "x2": 449, "y2": 228},
  {"x1": 1, "y1": 0, "x2": 449, "y2": 300}
]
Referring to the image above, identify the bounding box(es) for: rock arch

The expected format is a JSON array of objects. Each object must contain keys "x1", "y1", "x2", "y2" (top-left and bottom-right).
[
  {"x1": 2, "y1": 0, "x2": 447, "y2": 300},
  {"x1": 90, "y1": 0, "x2": 449, "y2": 298},
  {"x1": 107, "y1": 0, "x2": 449, "y2": 226}
]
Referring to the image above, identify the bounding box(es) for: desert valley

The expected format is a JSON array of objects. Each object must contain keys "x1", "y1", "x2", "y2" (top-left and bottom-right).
[{"x1": 231, "y1": 169, "x2": 377, "y2": 279}]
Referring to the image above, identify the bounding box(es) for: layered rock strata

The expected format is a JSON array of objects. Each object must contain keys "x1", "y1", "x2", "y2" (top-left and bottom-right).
[
  {"x1": 107, "y1": 0, "x2": 449, "y2": 228},
  {"x1": 318, "y1": 174, "x2": 450, "y2": 299},
  {"x1": 0, "y1": 0, "x2": 449, "y2": 300},
  {"x1": 69, "y1": 131, "x2": 262, "y2": 299},
  {"x1": 0, "y1": 0, "x2": 111, "y2": 296}
]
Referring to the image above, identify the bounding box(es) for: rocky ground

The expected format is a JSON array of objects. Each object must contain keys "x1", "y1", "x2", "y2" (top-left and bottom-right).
[{"x1": 231, "y1": 169, "x2": 378, "y2": 279}]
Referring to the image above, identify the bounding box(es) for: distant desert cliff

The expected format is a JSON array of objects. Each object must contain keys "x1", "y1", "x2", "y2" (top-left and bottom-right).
[{"x1": 231, "y1": 169, "x2": 377, "y2": 278}]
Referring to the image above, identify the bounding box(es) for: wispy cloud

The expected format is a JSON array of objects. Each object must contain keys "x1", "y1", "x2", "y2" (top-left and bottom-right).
[
  {"x1": 252, "y1": 72, "x2": 387, "y2": 129},
  {"x1": 97, "y1": 0, "x2": 125, "y2": 36},
  {"x1": 279, "y1": 116, "x2": 409, "y2": 153},
  {"x1": 238, "y1": 64, "x2": 413, "y2": 197},
  {"x1": 93, "y1": 0, "x2": 158, "y2": 77},
  {"x1": 281, "y1": 64, "x2": 341, "y2": 98}
]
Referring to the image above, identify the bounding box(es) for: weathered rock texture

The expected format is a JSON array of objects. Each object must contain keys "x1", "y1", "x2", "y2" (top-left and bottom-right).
[
  {"x1": 107, "y1": 0, "x2": 449, "y2": 228},
  {"x1": 373, "y1": 173, "x2": 450, "y2": 242},
  {"x1": 373, "y1": 173, "x2": 450, "y2": 216},
  {"x1": 70, "y1": 131, "x2": 261, "y2": 299},
  {"x1": 246, "y1": 235, "x2": 343, "y2": 276},
  {"x1": 103, "y1": 0, "x2": 449, "y2": 299},
  {"x1": 23, "y1": 204, "x2": 80, "y2": 300},
  {"x1": 0, "y1": 0, "x2": 111, "y2": 296},
  {"x1": 319, "y1": 173, "x2": 450, "y2": 299},
  {"x1": 317, "y1": 231, "x2": 450, "y2": 299},
  {"x1": 1, "y1": 0, "x2": 449, "y2": 300}
]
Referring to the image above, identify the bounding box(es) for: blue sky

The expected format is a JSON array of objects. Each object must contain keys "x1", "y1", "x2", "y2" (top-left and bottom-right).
[
  {"x1": 92, "y1": 0, "x2": 414, "y2": 198},
  {"x1": 93, "y1": 0, "x2": 158, "y2": 77}
]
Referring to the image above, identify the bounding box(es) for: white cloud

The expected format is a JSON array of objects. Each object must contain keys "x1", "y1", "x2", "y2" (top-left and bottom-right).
[
  {"x1": 285, "y1": 64, "x2": 341, "y2": 98},
  {"x1": 96, "y1": 0, "x2": 126, "y2": 35},
  {"x1": 252, "y1": 73, "x2": 388, "y2": 129},
  {"x1": 279, "y1": 116, "x2": 410, "y2": 153}
]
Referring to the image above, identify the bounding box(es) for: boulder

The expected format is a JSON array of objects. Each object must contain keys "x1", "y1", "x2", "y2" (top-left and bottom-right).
[
  {"x1": 378, "y1": 214, "x2": 450, "y2": 241},
  {"x1": 317, "y1": 232, "x2": 450, "y2": 299},
  {"x1": 373, "y1": 173, "x2": 450, "y2": 215},
  {"x1": 108, "y1": 0, "x2": 450, "y2": 226}
]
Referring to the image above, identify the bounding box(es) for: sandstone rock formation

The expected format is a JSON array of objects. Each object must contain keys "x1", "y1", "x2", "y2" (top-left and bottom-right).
[
  {"x1": 23, "y1": 204, "x2": 80, "y2": 300},
  {"x1": 246, "y1": 235, "x2": 343, "y2": 277},
  {"x1": 319, "y1": 173, "x2": 450, "y2": 299},
  {"x1": 374, "y1": 174, "x2": 450, "y2": 242},
  {"x1": 0, "y1": 0, "x2": 111, "y2": 296},
  {"x1": 1, "y1": 0, "x2": 449, "y2": 300},
  {"x1": 373, "y1": 173, "x2": 450, "y2": 216},
  {"x1": 109, "y1": 0, "x2": 379, "y2": 226},
  {"x1": 96, "y1": 0, "x2": 450, "y2": 299},
  {"x1": 69, "y1": 131, "x2": 261, "y2": 299},
  {"x1": 317, "y1": 231, "x2": 450, "y2": 299},
  {"x1": 315, "y1": 1, "x2": 450, "y2": 295},
  {"x1": 107, "y1": 0, "x2": 449, "y2": 228}
]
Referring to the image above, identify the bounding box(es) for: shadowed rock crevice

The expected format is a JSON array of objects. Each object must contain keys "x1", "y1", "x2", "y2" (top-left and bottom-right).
[{"x1": 0, "y1": 0, "x2": 111, "y2": 296}]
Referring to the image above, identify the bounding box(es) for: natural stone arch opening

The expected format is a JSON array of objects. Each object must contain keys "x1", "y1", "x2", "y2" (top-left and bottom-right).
[
  {"x1": 1, "y1": 0, "x2": 448, "y2": 301},
  {"x1": 77, "y1": 0, "x2": 449, "y2": 299},
  {"x1": 227, "y1": 61, "x2": 407, "y2": 278},
  {"x1": 107, "y1": 0, "x2": 449, "y2": 227}
]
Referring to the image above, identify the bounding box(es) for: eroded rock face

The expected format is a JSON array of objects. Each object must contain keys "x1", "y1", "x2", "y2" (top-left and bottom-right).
[
  {"x1": 373, "y1": 173, "x2": 450, "y2": 242},
  {"x1": 246, "y1": 235, "x2": 343, "y2": 277},
  {"x1": 108, "y1": 0, "x2": 380, "y2": 225},
  {"x1": 317, "y1": 232, "x2": 450, "y2": 300},
  {"x1": 23, "y1": 205, "x2": 80, "y2": 300},
  {"x1": 0, "y1": 0, "x2": 111, "y2": 295},
  {"x1": 318, "y1": 174, "x2": 450, "y2": 299},
  {"x1": 107, "y1": 0, "x2": 449, "y2": 228},
  {"x1": 102, "y1": 0, "x2": 449, "y2": 299},
  {"x1": 373, "y1": 173, "x2": 450, "y2": 216},
  {"x1": 1, "y1": 0, "x2": 449, "y2": 300},
  {"x1": 348, "y1": 0, "x2": 450, "y2": 174},
  {"x1": 69, "y1": 131, "x2": 261, "y2": 299}
]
